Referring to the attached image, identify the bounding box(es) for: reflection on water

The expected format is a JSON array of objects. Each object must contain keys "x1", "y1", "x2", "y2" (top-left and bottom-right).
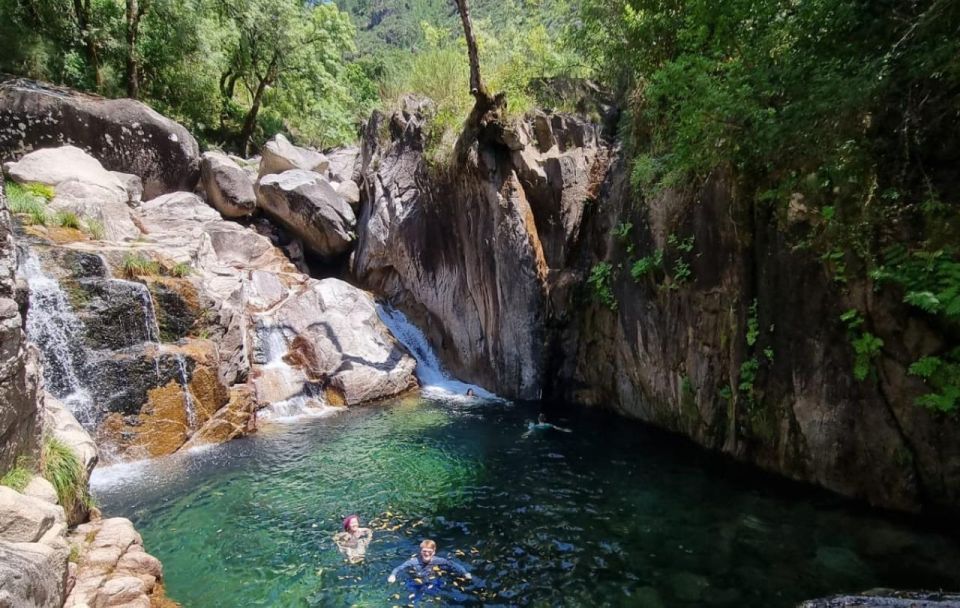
[{"x1": 93, "y1": 397, "x2": 960, "y2": 607}]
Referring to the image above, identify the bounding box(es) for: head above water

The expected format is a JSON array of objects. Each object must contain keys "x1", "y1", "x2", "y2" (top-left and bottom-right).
[
  {"x1": 538, "y1": 413, "x2": 546, "y2": 423},
  {"x1": 419, "y1": 539, "x2": 437, "y2": 562},
  {"x1": 343, "y1": 514, "x2": 360, "y2": 533}
]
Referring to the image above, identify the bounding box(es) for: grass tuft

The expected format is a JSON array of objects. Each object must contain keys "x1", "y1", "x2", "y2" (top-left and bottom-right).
[
  {"x1": 23, "y1": 182, "x2": 55, "y2": 201},
  {"x1": 54, "y1": 211, "x2": 82, "y2": 229},
  {"x1": 0, "y1": 458, "x2": 33, "y2": 492},
  {"x1": 169, "y1": 262, "x2": 192, "y2": 277},
  {"x1": 120, "y1": 253, "x2": 161, "y2": 277},
  {"x1": 85, "y1": 219, "x2": 105, "y2": 240},
  {"x1": 40, "y1": 436, "x2": 92, "y2": 513},
  {"x1": 5, "y1": 182, "x2": 49, "y2": 225}
]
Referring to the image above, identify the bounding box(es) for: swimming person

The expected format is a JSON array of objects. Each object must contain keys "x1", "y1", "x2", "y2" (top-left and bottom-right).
[
  {"x1": 523, "y1": 413, "x2": 572, "y2": 437},
  {"x1": 333, "y1": 514, "x2": 373, "y2": 563},
  {"x1": 387, "y1": 539, "x2": 472, "y2": 584}
]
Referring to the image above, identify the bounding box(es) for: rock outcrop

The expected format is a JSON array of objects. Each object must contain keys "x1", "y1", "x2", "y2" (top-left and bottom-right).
[
  {"x1": 200, "y1": 151, "x2": 257, "y2": 218},
  {"x1": 258, "y1": 169, "x2": 356, "y2": 259},
  {"x1": 0, "y1": 486, "x2": 69, "y2": 608},
  {"x1": 0, "y1": 78, "x2": 199, "y2": 199},
  {"x1": 8, "y1": 147, "x2": 417, "y2": 460},
  {"x1": 4, "y1": 146, "x2": 141, "y2": 241},
  {"x1": 0, "y1": 173, "x2": 41, "y2": 473},
  {"x1": 352, "y1": 101, "x2": 608, "y2": 399},
  {"x1": 65, "y1": 517, "x2": 171, "y2": 608}
]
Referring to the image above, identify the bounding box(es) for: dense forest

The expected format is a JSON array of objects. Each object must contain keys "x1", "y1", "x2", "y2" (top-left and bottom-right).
[{"x1": 2, "y1": 0, "x2": 959, "y2": 411}]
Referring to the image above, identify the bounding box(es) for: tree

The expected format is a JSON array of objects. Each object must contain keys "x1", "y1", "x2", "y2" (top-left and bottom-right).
[
  {"x1": 125, "y1": 0, "x2": 149, "y2": 98},
  {"x1": 220, "y1": 0, "x2": 355, "y2": 153}
]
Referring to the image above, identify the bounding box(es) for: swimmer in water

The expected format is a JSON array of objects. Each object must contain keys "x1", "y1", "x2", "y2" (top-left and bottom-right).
[
  {"x1": 466, "y1": 388, "x2": 475, "y2": 397},
  {"x1": 523, "y1": 413, "x2": 572, "y2": 437},
  {"x1": 387, "y1": 539, "x2": 472, "y2": 584},
  {"x1": 333, "y1": 514, "x2": 373, "y2": 563}
]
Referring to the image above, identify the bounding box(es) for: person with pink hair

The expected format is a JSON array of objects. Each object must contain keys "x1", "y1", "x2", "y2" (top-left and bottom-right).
[{"x1": 333, "y1": 514, "x2": 373, "y2": 563}]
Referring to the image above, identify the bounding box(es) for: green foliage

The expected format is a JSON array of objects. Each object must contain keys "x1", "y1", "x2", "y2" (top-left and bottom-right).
[
  {"x1": 908, "y1": 351, "x2": 960, "y2": 414},
  {"x1": 745, "y1": 299, "x2": 759, "y2": 347},
  {"x1": 587, "y1": 261, "x2": 617, "y2": 310},
  {"x1": 630, "y1": 249, "x2": 663, "y2": 281},
  {"x1": 41, "y1": 436, "x2": 93, "y2": 513},
  {"x1": 5, "y1": 181, "x2": 49, "y2": 226},
  {"x1": 0, "y1": 458, "x2": 32, "y2": 492},
  {"x1": 0, "y1": 0, "x2": 363, "y2": 151},
  {"x1": 53, "y1": 211, "x2": 82, "y2": 229},
  {"x1": 120, "y1": 253, "x2": 161, "y2": 278},
  {"x1": 738, "y1": 356, "x2": 759, "y2": 402},
  {"x1": 169, "y1": 262, "x2": 192, "y2": 278},
  {"x1": 22, "y1": 183, "x2": 55, "y2": 201},
  {"x1": 612, "y1": 222, "x2": 633, "y2": 239},
  {"x1": 874, "y1": 247, "x2": 960, "y2": 320},
  {"x1": 841, "y1": 309, "x2": 883, "y2": 382}
]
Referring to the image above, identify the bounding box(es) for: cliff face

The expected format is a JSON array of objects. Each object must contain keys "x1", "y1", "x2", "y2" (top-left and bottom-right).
[
  {"x1": 352, "y1": 101, "x2": 960, "y2": 515},
  {"x1": 0, "y1": 174, "x2": 42, "y2": 472},
  {"x1": 353, "y1": 100, "x2": 549, "y2": 399},
  {"x1": 555, "y1": 158, "x2": 960, "y2": 514}
]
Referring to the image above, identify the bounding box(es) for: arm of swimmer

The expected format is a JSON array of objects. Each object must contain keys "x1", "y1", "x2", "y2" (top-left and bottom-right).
[
  {"x1": 434, "y1": 557, "x2": 471, "y2": 578},
  {"x1": 390, "y1": 557, "x2": 418, "y2": 580}
]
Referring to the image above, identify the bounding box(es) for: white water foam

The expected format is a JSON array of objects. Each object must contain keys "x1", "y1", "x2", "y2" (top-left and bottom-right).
[
  {"x1": 376, "y1": 304, "x2": 496, "y2": 401},
  {"x1": 255, "y1": 322, "x2": 342, "y2": 421},
  {"x1": 18, "y1": 251, "x2": 97, "y2": 426}
]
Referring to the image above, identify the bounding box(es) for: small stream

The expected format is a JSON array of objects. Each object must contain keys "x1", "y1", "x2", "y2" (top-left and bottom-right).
[{"x1": 92, "y1": 397, "x2": 960, "y2": 608}]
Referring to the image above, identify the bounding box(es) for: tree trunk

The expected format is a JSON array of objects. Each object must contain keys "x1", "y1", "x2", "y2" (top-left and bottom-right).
[
  {"x1": 125, "y1": 0, "x2": 145, "y2": 98},
  {"x1": 453, "y1": 0, "x2": 488, "y2": 100},
  {"x1": 73, "y1": 0, "x2": 103, "y2": 91},
  {"x1": 452, "y1": 0, "x2": 506, "y2": 162},
  {"x1": 238, "y1": 60, "x2": 277, "y2": 155}
]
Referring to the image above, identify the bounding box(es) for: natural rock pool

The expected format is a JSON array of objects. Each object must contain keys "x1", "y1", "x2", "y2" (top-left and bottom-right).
[{"x1": 92, "y1": 397, "x2": 960, "y2": 607}]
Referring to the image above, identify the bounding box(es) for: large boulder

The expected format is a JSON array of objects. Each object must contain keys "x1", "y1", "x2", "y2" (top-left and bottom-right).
[
  {"x1": 259, "y1": 133, "x2": 328, "y2": 176},
  {"x1": 0, "y1": 486, "x2": 63, "y2": 543},
  {"x1": 0, "y1": 539, "x2": 69, "y2": 608},
  {"x1": 200, "y1": 151, "x2": 257, "y2": 218},
  {"x1": 3, "y1": 146, "x2": 141, "y2": 240},
  {"x1": 254, "y1": 278, "x2": 417, "y2": 406},
  {"x1": 65, "y1": 517, "x2": 165, "y2": 608},
  {"x1": 258, "y1": 170, "x2": 356, "y2": 258},
  {"x1": 0, "y1": 78, "x2": 200, "y2": 199}
]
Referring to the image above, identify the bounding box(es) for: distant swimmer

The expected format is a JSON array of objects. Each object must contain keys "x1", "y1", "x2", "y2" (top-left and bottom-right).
[
  {"x1": 334, "y1": 514, "x2": 373, "y2": 563},
  {"x1": 523, "y1": 413, "x2": 572, "y2": 437},
  {"x1": 387, "y1": 539, "x2": 472, "y2": 585},
  {"x1": 466, "y1": 388, "x2": 475, "y2": 397}
]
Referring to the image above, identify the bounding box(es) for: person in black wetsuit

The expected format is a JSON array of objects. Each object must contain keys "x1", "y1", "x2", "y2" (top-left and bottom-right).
[{"x1": 387, "y1": 539, "x2": 472, "y2": 584}]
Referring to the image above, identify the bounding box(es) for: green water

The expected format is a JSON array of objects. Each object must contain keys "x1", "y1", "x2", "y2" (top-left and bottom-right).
[{"x1": 93, "y1": 397, "x2": 960, "y2": 607}]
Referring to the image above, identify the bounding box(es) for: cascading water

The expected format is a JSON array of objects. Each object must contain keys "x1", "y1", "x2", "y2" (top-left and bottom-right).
[
  {"x1": 18, "y1": 250, "x2": 97, "y2": 426},
  {"x1": 111, "y1": 276, "x2": 162, "y2": 377},
  {"x1": 256, "y1": 322, "x2": 337, "y2": 420},
  {"x1": 175, "y1": 354, "x2": 197, "y2": 428},
  {"x1": 376, "y1": 304, "x2": 493, "y2": 400}
]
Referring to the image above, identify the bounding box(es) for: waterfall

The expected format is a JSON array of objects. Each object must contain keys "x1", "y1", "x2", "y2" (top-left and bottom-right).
[
  {"x1": 175, "y1": 354, "x2": 197, "y2": 428},
  {"x1": 111, "y1": 277, "x2": 161, "y2": 376},
  {"x1": 18, "y1": 251, "x2": 97, "y2": 426},
  {"x1": 255, "y1": 323, "x2": 338, "y2": 421},
  {"x1": 376, "y1": 304, "x2": 494, "y2": 400}
]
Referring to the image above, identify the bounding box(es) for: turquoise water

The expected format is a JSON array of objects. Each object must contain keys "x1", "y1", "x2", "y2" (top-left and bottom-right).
[{"x1": 93, "y1": 397, "x2": 960, "y2": 607}]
